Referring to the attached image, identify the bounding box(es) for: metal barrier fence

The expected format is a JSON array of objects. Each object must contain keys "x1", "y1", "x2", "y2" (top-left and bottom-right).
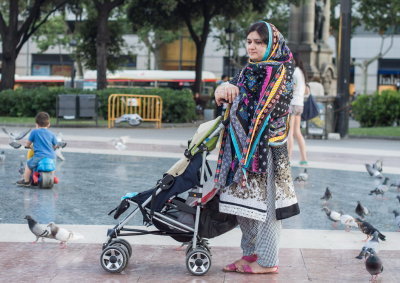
[{"x1": 108, "y1": 94, "x2": 163, "y2": 128}]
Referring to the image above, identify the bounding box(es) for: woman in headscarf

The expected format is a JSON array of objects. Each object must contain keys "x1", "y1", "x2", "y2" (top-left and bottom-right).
[{"x1": 214, "y1": 21, "x2": 300, "y2": 274}]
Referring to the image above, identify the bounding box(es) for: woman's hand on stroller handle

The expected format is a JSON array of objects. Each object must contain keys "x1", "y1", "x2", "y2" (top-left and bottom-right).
[{"x1": 214, "y1": 83, "x2": 239, "y2": 105}]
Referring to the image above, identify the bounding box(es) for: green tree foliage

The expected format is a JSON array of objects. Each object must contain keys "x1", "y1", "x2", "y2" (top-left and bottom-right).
[
  {"x1": 78, "y1": 0, "x2": 126, "y2": 90},
  {"x1": 127, "y1": 0, "x2": 274, "y2": 94},
  {"x1": 77, "y1": 16, "x2": 129, "y2": 71},
  {"x1": 133, "y1": 25, "x2": 179, "y2": 70},
  {"x1": 211, "y1": 1, "x2": 291, "y2": 73},
  {"x1": 330, "y1": 0, "x2": 400, "y2": 94},
  {"x1": 0, "y1": 0, "x2": 68, "y2": 90},
  {"x1": 32, "y1": 15, "x2": 72, "y2": 53}
]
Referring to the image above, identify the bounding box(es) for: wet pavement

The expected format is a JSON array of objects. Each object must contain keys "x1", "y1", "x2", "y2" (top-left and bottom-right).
[
  {"x1": 1, "y1": 148, "x2": 399, "y2": 231},
  {"x1": 0, "y1": 125, "x2": 400, "y2": 282}
]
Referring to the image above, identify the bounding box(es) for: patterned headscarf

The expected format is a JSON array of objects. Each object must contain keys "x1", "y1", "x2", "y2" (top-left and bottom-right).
[{"x1": 215, "y1": 22, "x2": 295, "y2": 188}]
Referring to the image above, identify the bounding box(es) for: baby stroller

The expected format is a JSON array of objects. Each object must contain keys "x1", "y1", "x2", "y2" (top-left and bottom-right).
[{"x1": 100, "y1": 116, "x2": 237, "y2": 276}]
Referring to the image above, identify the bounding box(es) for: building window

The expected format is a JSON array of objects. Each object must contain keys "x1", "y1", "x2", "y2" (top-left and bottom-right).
[
  {"x1": 117, "y1": 55, "x2": 137, "y2": 69},
  {"x1": 31, "y1": 54, "x2": 73, "y2": 76},
  {"x1": 378, "y1": 58, "x2": 400, "y2": 88}
]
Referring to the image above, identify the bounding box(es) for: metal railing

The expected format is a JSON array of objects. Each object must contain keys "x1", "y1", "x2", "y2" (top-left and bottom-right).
[{"x1": 107, "y1": 94, "x2": 162, "y2": 128}]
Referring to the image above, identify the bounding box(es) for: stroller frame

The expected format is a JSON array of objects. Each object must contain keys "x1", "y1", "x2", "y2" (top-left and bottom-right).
[{"x1": 100, "y1": 122, "x2": 225, "y2": 275}]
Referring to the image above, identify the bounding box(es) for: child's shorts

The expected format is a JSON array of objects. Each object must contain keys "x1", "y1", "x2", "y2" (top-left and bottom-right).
[{"x1": 27, "y1": 156, "x2": 55, "y2": 170}]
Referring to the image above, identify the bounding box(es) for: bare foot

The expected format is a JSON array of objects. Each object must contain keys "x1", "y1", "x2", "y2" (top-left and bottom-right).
[
  {"x1": 237, "y1": 262, "x2": 279, "y2": 274},
  {"x1": 223, "y1": 255, "x2": 257, "y2": 272}
]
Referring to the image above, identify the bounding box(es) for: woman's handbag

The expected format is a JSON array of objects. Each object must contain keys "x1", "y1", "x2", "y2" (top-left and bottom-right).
[{"x1": 301, "y1": 94, "x2": 319, "y2": 121}]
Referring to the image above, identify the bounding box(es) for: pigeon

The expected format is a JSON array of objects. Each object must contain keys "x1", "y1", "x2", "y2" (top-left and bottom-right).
[
  {"x1": 115, "y1": 114, "x2": 142, "y2": 126},
  {"x1": 111, "y1": 136, "x2": 128, "y2": 151},
  {"x1": 322, "y1": 207, "x2": 341, "y2": 227},
  {"x1": 355, "y1": 218, "x2": 386, "y2": 242},
  {"x1": 355, "y1": 231, "x2": 380, "y2": 259},
  {"x1": 320, "y1": 187, "x2": 332, "y2": 202},
  {"x1": 390, "y1": 179, "x2": 400, "y2": 191},
  {"x1": 294, "y1": 168, "x2": 308, "y2": 182},
  {"x1": 2, "y1": 128, "x2": 31, "y2": 149},
  {"x1": 365, "y1": 163, "x2": 383, "y2": 179},
  {"x1": 369, "y1": 177, "x2": 390, "y2": 197},
  {"x1": 340, "y1": 214, "x2": 358, "y2": 231},
  {"x1": 24, "y1": 215, "x2": 54, "y2": 243},
  {"x1": 364, "y1": 248, "x2": 383, "y2": 281},
  {"x1": 373, "y1": 160, "x2": 382, "y2": 172},
  {"x1": 55, "y1": 132, "x2": 67, "y2": 161},
  {"x1": 397, "y1": 195, "x2": 400, "y2": 204},
  {"x1": 47, "y1": 222, "x2": 74, "y2": 248},
  {"x1": 355, "y1": 201, "x2": 369, "y2": 219},
  {"x1": 393, "y1": 210, "x2": 400, "y2": 231},
  {"x1": 0, "y1": 150, "x2": 5, "y2": 162}
]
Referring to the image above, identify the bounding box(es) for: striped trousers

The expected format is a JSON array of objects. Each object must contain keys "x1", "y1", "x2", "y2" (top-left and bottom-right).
[{"x1": 236, "y1": 155, "x2": 282, "y2": 267}]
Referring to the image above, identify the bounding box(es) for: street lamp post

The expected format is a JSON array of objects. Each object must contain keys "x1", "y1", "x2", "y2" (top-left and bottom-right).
[
  {"x1": 69, "y1": 39, "x2": 77, "y2": 88},
  {"x1": 225, "y1": 23, "x2": 234, "y2": 78},
  {"x1": 335, "y1": 0, "x2": 352, "y2": 137}
]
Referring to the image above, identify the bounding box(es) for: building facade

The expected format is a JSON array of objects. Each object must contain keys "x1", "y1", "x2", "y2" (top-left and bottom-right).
[{"x1": 1, "y1": 26, "x2": 399, "y2": 95}]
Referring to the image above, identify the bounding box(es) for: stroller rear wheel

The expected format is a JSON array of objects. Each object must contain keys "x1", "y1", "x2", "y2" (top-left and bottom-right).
[
  {"x1": 100, "y1": 245, "x2": 128, "y2": 273},
  {"x1": 186, "y1": 248, "x2": 212, "y2": 276}
]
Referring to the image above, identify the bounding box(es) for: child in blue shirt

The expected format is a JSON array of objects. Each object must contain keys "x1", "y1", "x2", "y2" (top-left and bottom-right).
[{"x1": 17, "y1": 112, "x2": 58, "y2": 186}]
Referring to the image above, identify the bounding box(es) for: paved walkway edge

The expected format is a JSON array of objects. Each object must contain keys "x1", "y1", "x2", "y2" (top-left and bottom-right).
[{"x1": 2, "y1": 224, "x2": 399, "y2": 250}]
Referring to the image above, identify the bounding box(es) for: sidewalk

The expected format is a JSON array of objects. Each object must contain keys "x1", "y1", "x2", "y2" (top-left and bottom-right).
[
  {"x1": 0, "y1": 125, "x2": 399, "y2": 282},
  {"x1": 0, "y1": 242, "x2": 398, "y2": 282}
]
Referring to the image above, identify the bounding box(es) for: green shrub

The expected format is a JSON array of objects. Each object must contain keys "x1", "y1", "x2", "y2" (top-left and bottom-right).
[
  {"x1": 352, "y1": 90, "x2": 400, "y2": 127},
  {"x1": 0, "y1": 87, "x2": 197, "y2": 123}
]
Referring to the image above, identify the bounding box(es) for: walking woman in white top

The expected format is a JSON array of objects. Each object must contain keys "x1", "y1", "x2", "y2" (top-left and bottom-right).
[{"x1": 288, "y1": 53, "x2": 308, "y2": 165}]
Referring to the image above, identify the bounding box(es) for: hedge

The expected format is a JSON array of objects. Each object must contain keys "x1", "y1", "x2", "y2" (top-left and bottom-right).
[
  {"x1": 0, "y1": 86, "x2": 197, "y2": 123},
  {"x1": 352, "y1": 90, "x2": 400, "y2": 127}
]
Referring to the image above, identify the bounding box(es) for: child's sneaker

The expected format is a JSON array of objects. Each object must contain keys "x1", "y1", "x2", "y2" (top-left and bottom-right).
[{"x1": 16, "y1": 179, "x2": 31, "y2": 187}]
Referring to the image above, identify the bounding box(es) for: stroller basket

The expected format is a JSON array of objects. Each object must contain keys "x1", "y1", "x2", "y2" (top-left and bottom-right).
[{"x1": 100, "y1": 116, "x2": 237, "y2": 276}]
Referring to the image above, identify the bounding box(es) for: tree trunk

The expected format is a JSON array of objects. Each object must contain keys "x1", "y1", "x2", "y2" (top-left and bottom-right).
[
  {"x1": 0, "y1": 48, "x2": 17, "y2": 90},
  {"x1": 193, "y1": 41, "x2": 205, "y2": 95},
  {"x1": 96, "y1": 9, "x2": 109, "y2": 90},
  {"x1": 362, "y1": 63, "x2": 368, "y2": 95},
  {"x1": 154, "y1": 48, "x2": 161, "y2": 70},
  {"x1": 0, "y1": 31, "x2": 18, "y2": 90}
]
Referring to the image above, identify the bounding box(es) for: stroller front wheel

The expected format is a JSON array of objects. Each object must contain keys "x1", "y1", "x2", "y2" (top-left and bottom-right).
[
  {"x1": 100, "y1": 245, "x2": 128, "y2": 273},
  {"x1": 186, "y1": 248, "x2": 212, "y2": 276}
]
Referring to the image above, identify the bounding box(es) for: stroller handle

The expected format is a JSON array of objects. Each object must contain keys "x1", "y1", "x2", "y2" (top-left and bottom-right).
[{"x1": 207, "y1": 117, "x2": 230, "y2": 140}]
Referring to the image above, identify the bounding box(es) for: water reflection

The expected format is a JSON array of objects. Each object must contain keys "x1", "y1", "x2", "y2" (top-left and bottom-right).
[{"x1": 23, "y1": 189, "x2": 58, "y2": 223}]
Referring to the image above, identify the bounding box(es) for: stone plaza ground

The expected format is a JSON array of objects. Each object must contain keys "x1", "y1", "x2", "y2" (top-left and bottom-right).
[{"x1": 0, "y1": 125, "x2": 399, "y2": 282}]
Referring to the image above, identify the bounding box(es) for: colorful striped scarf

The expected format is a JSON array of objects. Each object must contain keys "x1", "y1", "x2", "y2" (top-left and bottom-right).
[{"x1": 215, "y1": 22, "x2": 294, "y2": 192}]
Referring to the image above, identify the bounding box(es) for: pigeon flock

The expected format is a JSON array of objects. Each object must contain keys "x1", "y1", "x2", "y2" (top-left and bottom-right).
[
  {"x1": 312, "y1": 159, "x2": 400, "y2": 281},
  {"x1": 24, "y1": 215, "x2": 82, "y2": 248}
]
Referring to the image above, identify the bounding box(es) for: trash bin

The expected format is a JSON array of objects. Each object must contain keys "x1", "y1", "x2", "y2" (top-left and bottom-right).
[
  {"x1": 56, "y1": 94, "x2": 98, "y2": 125},
  {"x1": 305, "y1": 95, "x2": 335, "y2": 139},
  {"x1": 78, "y1": 94, "x2": 98, "y2": 125},
  {"x1": 57, "y1": 94, "x2": 77, "y2": 122}
]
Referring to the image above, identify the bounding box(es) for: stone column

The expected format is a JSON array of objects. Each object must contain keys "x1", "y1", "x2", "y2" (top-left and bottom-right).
[
  {"x1": 288, "y1": 4, "x2": 301, "y2": 47},
  {"x1": 322, "y1": 0, "x2": 331, "y2": 44},
  {"x1": 301, "y1": 0, "x2": 315, "y2": 44}
]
